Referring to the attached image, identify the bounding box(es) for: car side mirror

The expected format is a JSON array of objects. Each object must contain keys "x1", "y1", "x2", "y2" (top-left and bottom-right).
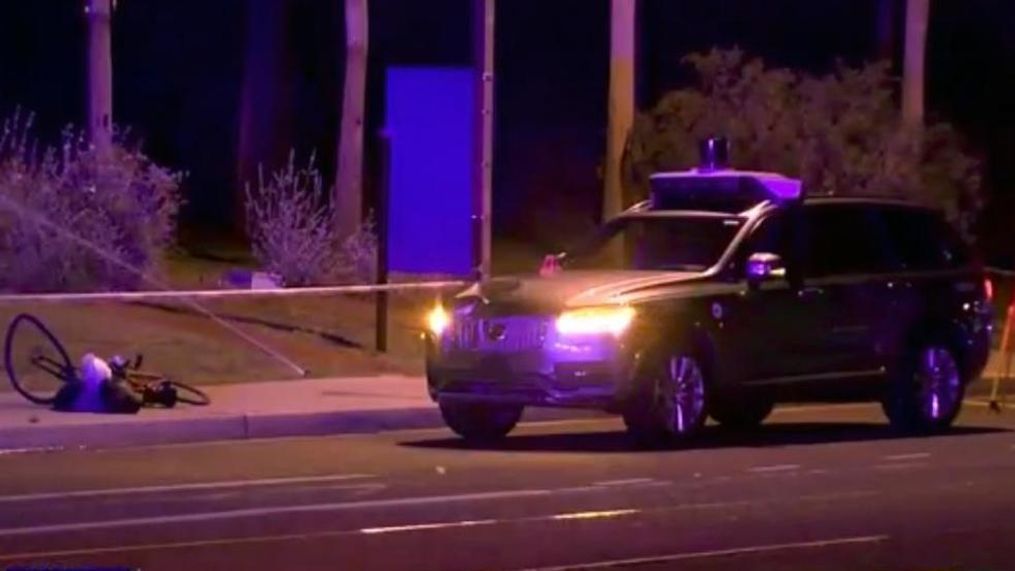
[{"x1": 746, "y1": 252, "x2": 786, "y2": 288}]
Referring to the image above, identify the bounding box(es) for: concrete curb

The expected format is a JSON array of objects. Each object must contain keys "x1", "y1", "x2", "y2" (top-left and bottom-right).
[
  {"x1": 5, "y1": 377, "x2": 1003, "y2": 451},
  {"x1": 0, "y1": 406, "x2": 603, "y2": 451}
]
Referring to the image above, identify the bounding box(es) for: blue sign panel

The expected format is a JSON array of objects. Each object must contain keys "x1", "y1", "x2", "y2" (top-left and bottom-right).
[{"x1": 385, "y1": 67, "x2": 474, "y2": 276}]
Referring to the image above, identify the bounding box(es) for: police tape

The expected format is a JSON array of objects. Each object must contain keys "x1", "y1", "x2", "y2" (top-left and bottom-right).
[
  {"x1": 0, "y1": 280, "x2": 470, "y2": 304},
  {"x1": 2, "y1": 268, "x2": 1014, "y2": 303}
]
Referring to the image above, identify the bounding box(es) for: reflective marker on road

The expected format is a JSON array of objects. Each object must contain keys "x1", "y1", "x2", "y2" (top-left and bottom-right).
[
  {"x1": 360, "y1": 520, "x2": 496, "y2": 535},
  {"x1": 552, "y1": 509, "x2": 638, "y2": 521},
  {"x1": 882, "y1": 452, "x2": 931, "y2": 462},
  {"x1": 748, "y1": 464, "x2": 801, "y2": 473}
]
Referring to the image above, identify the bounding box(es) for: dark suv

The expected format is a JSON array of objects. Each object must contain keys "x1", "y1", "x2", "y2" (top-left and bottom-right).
[{"x1": 424, "y1": 166, "x2": 994, "y2": 443}]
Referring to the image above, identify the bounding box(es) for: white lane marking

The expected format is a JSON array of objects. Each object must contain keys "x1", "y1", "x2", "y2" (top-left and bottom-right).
[
  {"x1": 593, "y1": 478, "x2": 657, "y2": 487},
  {"x1": 872, "y1": 462, "x2": 928, "y2": 471},
  {"x1": 0, "y1": 531, "x2": 355, "y2": 562},
  {"x1": 0, "y1": 446, "x2": 67, "y2": 456},
  {"x1": 552, "y1": 509, "x2": 639, "y2": 521},
  {"x1": 360, "y1": 519, "x2": 496, "y2": 534},
  {"x1": 748, "y1": 464, "x2": 800, "y2": 474},
  {"x1": 0, "y1": 474, "x2": 375, "y2": 504},
  {"x1": 520, "y1": 535, "x2": 890, "y2": 570},
  {"x1": 0, "y1": 486, "x2": 584, "y2": 537},
  {"x1": 0, "y1": 490, "x2": 881, "y2": 561},
  {"x1": 882, "y1": 452, "x2": 931, "y2": 462}
]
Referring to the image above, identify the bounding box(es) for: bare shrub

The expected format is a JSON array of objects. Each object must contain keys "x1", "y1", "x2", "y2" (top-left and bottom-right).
[
  {"x1": 338, "y1": 211, "x2": 378, "y2": 283},
  {"x1": 244, "y1": 152, "x2": 378, "y2": 286},
  {"x1": 0, "y1": 111, "x2": 184, "y2": 293}
]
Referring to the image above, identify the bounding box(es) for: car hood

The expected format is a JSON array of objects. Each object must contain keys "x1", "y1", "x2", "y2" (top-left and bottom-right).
[{"x1": 453, "y1": 270, "x2": 703, "y2": 314}]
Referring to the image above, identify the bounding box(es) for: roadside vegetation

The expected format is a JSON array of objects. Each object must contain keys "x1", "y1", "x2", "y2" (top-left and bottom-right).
[
  {"x1": 0, "y1": 46, "x2": 1001, "y2": 388},
  {"x1": 624, "y1": 49, "x2": 982, "y2": 235},
  {"x1": 0, "y1": 111, "x2": 183, "y2": 293}
]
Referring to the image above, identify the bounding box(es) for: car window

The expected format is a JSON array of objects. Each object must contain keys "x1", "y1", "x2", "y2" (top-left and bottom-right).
[
  {"x1": 880, "y1": 208, "x2": 971, "y2": 271},
  {"x1": 565, "y1": 216, "x2": 743, "y2": 272},
  {"x1": 802, "y1": 205, "x2": 892, "y2": 278},
  {"x1": 736, "y1": 210, "x2": 795, "y2": 271}
]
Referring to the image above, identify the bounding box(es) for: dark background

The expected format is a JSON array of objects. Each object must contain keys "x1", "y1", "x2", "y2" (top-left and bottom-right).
[{"x1": 1, "y1": 0, "x2": 1013, "y2": 261}]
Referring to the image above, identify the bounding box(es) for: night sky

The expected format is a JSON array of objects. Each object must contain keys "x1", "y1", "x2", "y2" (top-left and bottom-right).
[{"x1": 2, "y1": 0, "x2": 1013, "y2": 259}]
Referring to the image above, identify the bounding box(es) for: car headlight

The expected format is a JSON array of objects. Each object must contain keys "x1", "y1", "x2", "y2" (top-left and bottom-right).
[
  {"x1": 426, "y1": 305, "x2": 451, "y2": 336},
  {"x1": 556, "y1": 306, "x2": 636, "y2": 337}
]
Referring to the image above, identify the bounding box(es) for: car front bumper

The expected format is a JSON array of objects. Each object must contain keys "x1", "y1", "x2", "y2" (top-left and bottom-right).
[{"x1": 424, "y1": 323, "x2": 638, "y2": 410}]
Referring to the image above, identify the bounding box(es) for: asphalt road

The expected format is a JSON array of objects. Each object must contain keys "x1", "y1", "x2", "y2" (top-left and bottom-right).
[{"x1": 2, "y1": 400, "x2": 1015, "y2": 570}]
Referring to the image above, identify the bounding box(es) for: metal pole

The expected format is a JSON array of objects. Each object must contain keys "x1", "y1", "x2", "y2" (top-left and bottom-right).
[
  {"x1": 902, "y1": 0, "x2": 929, "y2": 126},
  {"x1": 604, "y1": 0, "x2": 636, "y2": 223},
  {"x1": 336, "y1": 0, "x2": 369, "y2": 239},
  {"x1": 85, "y1": 0, "x2": 114, "y2": 153},
  {"x1": 375, "y1": 130, "x2": 392, "y2": 353},
  {"x1": 472, "y1": 0, "x2": 495, "y2": 281}
]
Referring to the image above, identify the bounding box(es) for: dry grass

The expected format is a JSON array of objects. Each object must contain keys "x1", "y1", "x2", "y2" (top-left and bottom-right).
[
  {"x1": 0, "y1": 260, "x2": 449, "y2": 391},
  {"x1": 0, "y1": 239, "x2": 546, "y2": 392},
  {"x1": 0, "y1": 296, "x2": 428, "y2": 392}
]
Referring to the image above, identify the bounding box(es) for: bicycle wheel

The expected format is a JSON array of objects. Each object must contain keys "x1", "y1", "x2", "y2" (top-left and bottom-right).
[
  {"x1": 4, "y1": 314, "x2": 73, "y2": 405},
  {"x1": 170, "y1": 380, "x2": 211, "y2": 406}
]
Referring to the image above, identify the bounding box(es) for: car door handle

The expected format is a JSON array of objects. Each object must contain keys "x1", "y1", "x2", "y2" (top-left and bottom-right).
[{"x1": 797, "y1": 286, "x2": 824, "y2": 299}]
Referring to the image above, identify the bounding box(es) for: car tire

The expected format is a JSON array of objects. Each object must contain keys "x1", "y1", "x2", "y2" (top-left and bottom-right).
[
  {"x1": 710, "y1": 394, "x2": 774, "y2": 430},
  {"x1": 882, "y1": 341, "x2": 965, "y2": 433},
  {"x1": 622, "y1": 349, "x2": 710, "y2": 445},
  {"x1": 439, "y1": 400, "x2": 523, "y2": 442}
]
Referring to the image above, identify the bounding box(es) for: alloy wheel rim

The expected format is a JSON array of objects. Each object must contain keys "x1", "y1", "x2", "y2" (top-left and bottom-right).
[
  {"x1": 916, "y1": 346, "x2": 961, "y2": 422},
  {"x1": 658, "y1": 356, "x2": 706, "y2": 434}
]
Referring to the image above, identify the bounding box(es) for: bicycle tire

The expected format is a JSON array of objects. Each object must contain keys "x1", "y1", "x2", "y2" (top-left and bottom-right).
[
  {"x1": 4, "y1": 313, "x2": 73, "y2": 405},
  {"x1": 170, "y1": 380, "x2": 211, "y2": 406}
]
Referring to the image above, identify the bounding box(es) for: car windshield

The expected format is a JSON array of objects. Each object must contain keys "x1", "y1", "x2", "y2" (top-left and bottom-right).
[{"x1": 564, "y1": 215, "x2": 745, "y2": 272}]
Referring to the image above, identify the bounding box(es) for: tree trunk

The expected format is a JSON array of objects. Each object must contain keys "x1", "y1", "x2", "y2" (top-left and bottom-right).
[
  {"x1": 604, "y1": 0, "x2": 636, "y2": 222},
  {"x1": 902, "y1": 0, "x2": 930, "y2": 125},
  {"x1": 85, "y1": 0, "x2": 113, "y2": 154},
  {"x1": 473, "y1": 0, "x2": 495, "y2": 279},
  {"x1": 237, "y1": 0, "x2": 292, "y2": 235},
  {"x1": 335, "y1": 0, "x2": 369, "y2": 239}
]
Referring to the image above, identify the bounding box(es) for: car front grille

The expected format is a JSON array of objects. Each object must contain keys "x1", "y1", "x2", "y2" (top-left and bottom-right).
[{"x1": 451, "y1": 316, "x2": 547, "y2": 352}]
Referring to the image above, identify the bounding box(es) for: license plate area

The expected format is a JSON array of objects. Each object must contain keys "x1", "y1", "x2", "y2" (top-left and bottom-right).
[{"x1": 453, "y1": 316, "x2": 547, "y2": 352}]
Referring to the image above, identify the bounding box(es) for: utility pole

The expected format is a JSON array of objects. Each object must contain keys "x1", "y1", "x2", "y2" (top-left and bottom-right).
[
  {"x1": 85, "y1": 0, "x2": 114, "y2": 153},
  {"x1": 902, "y1": 0, "x2": 930, "y2": 125},
  {"x1": 473, "y1": 0, "x2": 495, "y2": 280},
  {"x1": 336, "y1": 0, "x2": 369, "y2": 239},
  {"x1": 604, "y1": 0, "x2": 636, "y2": 222}
]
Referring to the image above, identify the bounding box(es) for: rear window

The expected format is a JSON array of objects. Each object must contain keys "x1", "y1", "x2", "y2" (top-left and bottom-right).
[{"x1": 880, "y1": 208, "x2": 971, "y2": 271}]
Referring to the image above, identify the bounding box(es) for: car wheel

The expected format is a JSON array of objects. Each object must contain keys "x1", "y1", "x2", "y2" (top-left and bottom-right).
[
  {"x1": 439, "y1": 400, "x2": 523, "y2": 442},
  {"x1": 623, "y1": 350, "x2": 710, "y2": 444},
  {"x1": 710, "y1": 394, "x2": 774, "y2": 430},
  {"x1": 883, "y1": 343, "x2": 965, "y2": 433}
]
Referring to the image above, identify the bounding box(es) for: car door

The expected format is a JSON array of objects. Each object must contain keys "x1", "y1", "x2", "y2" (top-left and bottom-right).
[
  {"x1": 797, "y1": 204, "x2": 895, "y2": 378},
  {"x1": 725, "y1": 207, "x2": 833, "y2": 382}
]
